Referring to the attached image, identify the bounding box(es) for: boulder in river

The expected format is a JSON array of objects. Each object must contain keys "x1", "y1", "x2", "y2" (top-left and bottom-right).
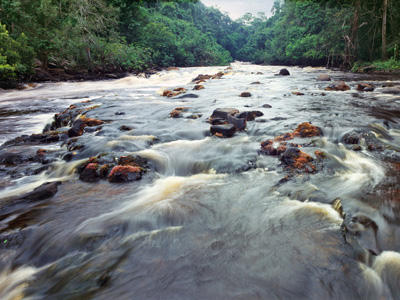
[
  {"x1": 227, "y1": 114, "x2": 246, "y2": 131},
  {"x1": 292, "y1": 92, "x2": 305, "y2": 96},
  {"x1": 240, "y1": 92, "x2": 252, "y2": 97},
  {"x1": 280, "y1": 147, "x2": 315, "y2": 173},
  {"x1": 325, "y1": 82, "x2": 350, "y2": 91},
  {"x1": 278, "y1": 69, "x2": 290, "y2": 76},
  {"x1": 260, "y1": 140, "x2": 287, "y2": 156},
  {"x1": 236, "y1": 111, "x2": 264, "y2": 121},
  {"x1": 170, "y1": 107, "x2": 189, "y2": 118},
  {"x1": 357, "y1": 83, "x2": 374, "y2": 92},
  {"x1": 79, "y1": 163, "x2": 100, "y2": 182},
  {"x1": 210, "y1": 108, "x2": 240, "y2": 120},
  {"x1": 68, "y1": 119, "x2": 86, "y2": 137},
  {"x1": 210, "y1": 124, "x2": 236, "y2": 138},
  {"x1": 193, "y1": 84, "x2": 205, "y2": 90},
  {"x1": 317, "y1": 74, "x2": 331, "y2": 81},
  {"x1": 293, "y1": 122, "x2": 323, "y2": 138},
  {"x1": 108, "y1": 165, "x2": 143, "y2": 182}
]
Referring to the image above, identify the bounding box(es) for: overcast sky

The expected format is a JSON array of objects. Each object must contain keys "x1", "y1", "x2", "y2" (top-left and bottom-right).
[{"x1": 201, "y1": 0, "x2": 276, "y2": 20}]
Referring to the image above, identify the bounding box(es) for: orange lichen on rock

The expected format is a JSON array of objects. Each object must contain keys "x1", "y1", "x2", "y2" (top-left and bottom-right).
[
  {"x1": 170, "y1": 107, "x2": 189, "y2": 118},
  {"x1": 174, "y1": 87, "x2": 186, "y2": 92},
  {"x1": 325, "y1": 82, "x2": 350, "y2": 91},
  {"x1": 293, "y1": 122, "x2": 323, "y2": 138},
  {"x1": 315, "y1": 151, "x2": 326, "y2": 159},
  {"x1": 275, "y1": 133, "x2": 295, "y2": 142},
  {"x1": 108, "y1": 165, "x2": 143, "y2": 182},
  {"x1": 193, "y1": 85, "x2": 204, "y2": 90},
  {"x1": 80, "y1": 117, "x2": 104, "y2": 127},
  {"x1": 280, "y1": 148, "x2": 315, "y2": 173}
]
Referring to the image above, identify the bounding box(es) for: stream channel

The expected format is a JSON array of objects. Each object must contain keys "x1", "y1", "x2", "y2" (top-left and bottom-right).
[{"x1": 0, "y1": 63, "x2": 400, "y2": 299}]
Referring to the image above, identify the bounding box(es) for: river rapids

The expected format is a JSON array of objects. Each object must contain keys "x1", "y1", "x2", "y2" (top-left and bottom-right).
[{"x1": 0, "y1": 63, "x2": 400, "y2": 299}]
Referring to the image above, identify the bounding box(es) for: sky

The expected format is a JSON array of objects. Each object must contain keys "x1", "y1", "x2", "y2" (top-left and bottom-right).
[{"x1": 201, "y1": 0, "x2": 276, "y2": 20}]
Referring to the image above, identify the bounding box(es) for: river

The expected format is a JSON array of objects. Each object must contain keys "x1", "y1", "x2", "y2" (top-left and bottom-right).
[{"x1": 0, "y1": 63, "x2": 400, "y2": 299}]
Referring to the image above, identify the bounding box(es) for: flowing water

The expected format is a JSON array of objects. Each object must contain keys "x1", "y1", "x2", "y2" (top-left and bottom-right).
[{"x1": 0, "y1": 63, "x2": 400, "y2": 299}]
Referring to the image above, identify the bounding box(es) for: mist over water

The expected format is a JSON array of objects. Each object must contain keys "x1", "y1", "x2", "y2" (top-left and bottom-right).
[{"x1": 0, "y1": 63, "x2": 400, "y2": 299}]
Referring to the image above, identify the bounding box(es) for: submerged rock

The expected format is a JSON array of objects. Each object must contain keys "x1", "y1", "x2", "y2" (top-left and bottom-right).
[
  {"x1": 210, "y1": 108, "x2": 240, "y2": 120},
  {"x1": 317, "y1": 74, "x2": 331, "y2": 81},
  {"x1": 293, "y1": 122, "x2": 323, "y2": 138},
  {"x1": 381, "y1": 87, "x2": 400, "y2": 94},
  {"x1": 170, "y1": 107, "x2": 189, "y2": 118},
  {"x1": 21, "y1": 181, "x2": 62, "y2": 201},
  {"x1": 68, "y1": 119, "x2": 86, "y2": 137},
  {"x1": 235, "y1": 111, "x2": 264, "y2": 121}
]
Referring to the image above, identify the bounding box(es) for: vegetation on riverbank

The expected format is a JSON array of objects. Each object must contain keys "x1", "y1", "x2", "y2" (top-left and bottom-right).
[{"x1": 1, "y1": 0, "x2": 400, "y2": 87}]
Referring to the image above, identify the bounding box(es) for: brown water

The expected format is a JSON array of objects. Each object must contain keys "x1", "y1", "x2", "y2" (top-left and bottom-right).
[{"x1": 0, "y1": 63, "x2": 400, "y2": 299}]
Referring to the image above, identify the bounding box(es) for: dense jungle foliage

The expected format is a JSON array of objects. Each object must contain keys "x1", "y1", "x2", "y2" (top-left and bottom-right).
[{"x1": 0, "y1": 0, "x2": 399, "y2": 83}]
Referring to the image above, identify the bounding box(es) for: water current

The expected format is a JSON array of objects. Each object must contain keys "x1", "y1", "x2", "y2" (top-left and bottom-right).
[{"x1": 0, "y1": 63, "x2": 400, "y2": 299}]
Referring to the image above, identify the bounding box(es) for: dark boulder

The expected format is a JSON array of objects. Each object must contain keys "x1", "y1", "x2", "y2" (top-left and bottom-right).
[
  {"x1": 210, "y1": 124, "x2": 236, "y2": 138},
  {"x1": 240, "y1": 92, "x2": 252, "y2": 97},
  {"x1": 278, "y1": 69, "x2": 290, "y2": 76},
  {"x1": 79, "y1": 163, "x2": 100, "y2": 182},
  {"x1": 236, "y1": 111, "x2": 264, "y2": 121},
  {"x1": 176, "y1": 93, "x2": 199, "y2": 99},
  {"x1": 68, "y1": 119, "x2": 86, "y2": 137},
  {"x1": 119, "y1": 125, "x2": 133, "y2": 131},
  {"x1": 210, "y1": 108, "x2": 239, "y2": 120},
  {"x1": 227, "y1": 115, "x2": 246, "y2": 131},
  {"x1": 262, "y1": 104, "x2": 272, "y2": 108}
]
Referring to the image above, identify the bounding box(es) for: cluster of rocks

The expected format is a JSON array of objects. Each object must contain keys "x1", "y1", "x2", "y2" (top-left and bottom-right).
[
  {"x1": 77, "y1": 154, "x2": 148, "y2": 183},
  {"x1": 260, "y1": 122, "x2": 324, "y2": 173},
  {"x1": 208, "y1": 108, "x2": 264, "y2": 138},
  {"x1": 161, "y1": 71, "x2": 225, "y2": 99},
  {"x1": 341, "y1": 129, "x2": 386, "y2": 152}
]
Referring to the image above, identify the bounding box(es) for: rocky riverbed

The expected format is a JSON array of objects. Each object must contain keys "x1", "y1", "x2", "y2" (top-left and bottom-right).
[{"x1": 0, "y1": 63, "x2": 400, "y2": 299}]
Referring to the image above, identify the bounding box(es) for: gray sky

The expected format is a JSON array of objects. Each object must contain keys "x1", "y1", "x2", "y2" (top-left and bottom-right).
[{"x1": 201, "y1": 0, "x2": 276, "y2": 20}]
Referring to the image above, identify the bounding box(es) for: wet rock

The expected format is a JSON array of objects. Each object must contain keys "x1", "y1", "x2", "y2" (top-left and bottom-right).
[
  {"x1": 115, "y1": 112, "x2": 125, "y2": 116},
  {"x1": 251, "y1": 81, "x2": 261, "y2": 85},
  {"x1": 280, "y1": 148, "x2": 315, "y2": 173},
  {"x1": 117, "y1": 155, "x2": 147, "y2": 169},
  {"x1": 175, "y1": 93, "x2": 199, "y2": 99},
  {"x1": 162, "y1": 90, "x2": 181, "y2": 97},
  {"x1": 326, "y1": 82, "x2": 350, "y2": 91},
  {"x1": 79, "y1": 163, "x2": 100, "y2": 182},
  {"x1": 21, "y1": 181, "x2": 62, "y2": 201},
  {"x1": 99, "y1": 164, "x2": 112, "y2": 179},
  {"x1": 227, "y1": 115, "x2": 246, "y2": 131},
  {"x1": 240, "y1": 92, "x2": 252, "y2": 97},
  {"x1": 119, "y1": 125, "x2": 133, "y2": 131},
  {"x1": 0, "y1": 151, "x2": 30, "y2": 166},
  {"x1": 210, "y1": 118, "x2": 228, "y2": 125},
  {"x1": 292, "y1": 92, "x2": 305, "y2": 96},
  {"x1": 80, "y1": 117, "x2": 104, "y2": 127},
  {"x1": 260, "y1": 140, "x2": 287, "y2": 156},
  {"x1": 108, "y1": 166, "x2": 143, "y2": 182},
  {"x1": 236, "y1": 111, "x2": 264, "y2": 121},
  {"x1": 317, "y1": 74, "x2": 331, "y2": 81},
  {"x1": 256, "y1": 72, "x2": 264, "y2": 75},
  {"x1": 210, "y1": 124, "x2": 236, "y2": 138},
  {"x1": 187, "y1": 114, "x2": 202, "y2": 119},
  {"x1": 314, "y1": 151, "x2": 327, "y2": 160},
  {"x1": 381, "y1": 87, "x2": 400, "y2": 94},
  {"x1": 210, "y1": 108, "x2": 240, "y2": 120},
  {"x1": 166, "y1": 67, "x2": 179, "y2": 71},
  {"x1": 193, "y1": 85, "x2": 204, "y2": 90},
  {"x1": 192, "y1": 74, "x2": 213, "y2": 81},
  {"x1": 278, "y1": 69, "x2": 290, "y2": 76},
  {"x1": 68, "y1": 119, "x2": 86, "y2": 137},
  {"x1": 262, "y1": 104, "x2": 272, "y2": 108},
  {"x1": 174, "y1": 87, "x2": 186, "y2": 92},
  {"x1": 170, "y1": 107, "x2": 189, "y2": 118},
  {"x1": 293, "y1": 122, "x2": 323, "y2": 138},
  {"x1": 357, "y1": 83, "x2": 374, "y2": 92}
]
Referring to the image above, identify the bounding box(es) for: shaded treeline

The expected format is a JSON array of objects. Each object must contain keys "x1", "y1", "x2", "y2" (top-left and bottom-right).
[{"x1": 1, "y1": 0, "x2": 400, "y2": 84}]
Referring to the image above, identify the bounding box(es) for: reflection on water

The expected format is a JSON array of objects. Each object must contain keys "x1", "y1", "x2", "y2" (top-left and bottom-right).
[{"x1": 0, "y1": 63, "x2": 400, "y2": 299}]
